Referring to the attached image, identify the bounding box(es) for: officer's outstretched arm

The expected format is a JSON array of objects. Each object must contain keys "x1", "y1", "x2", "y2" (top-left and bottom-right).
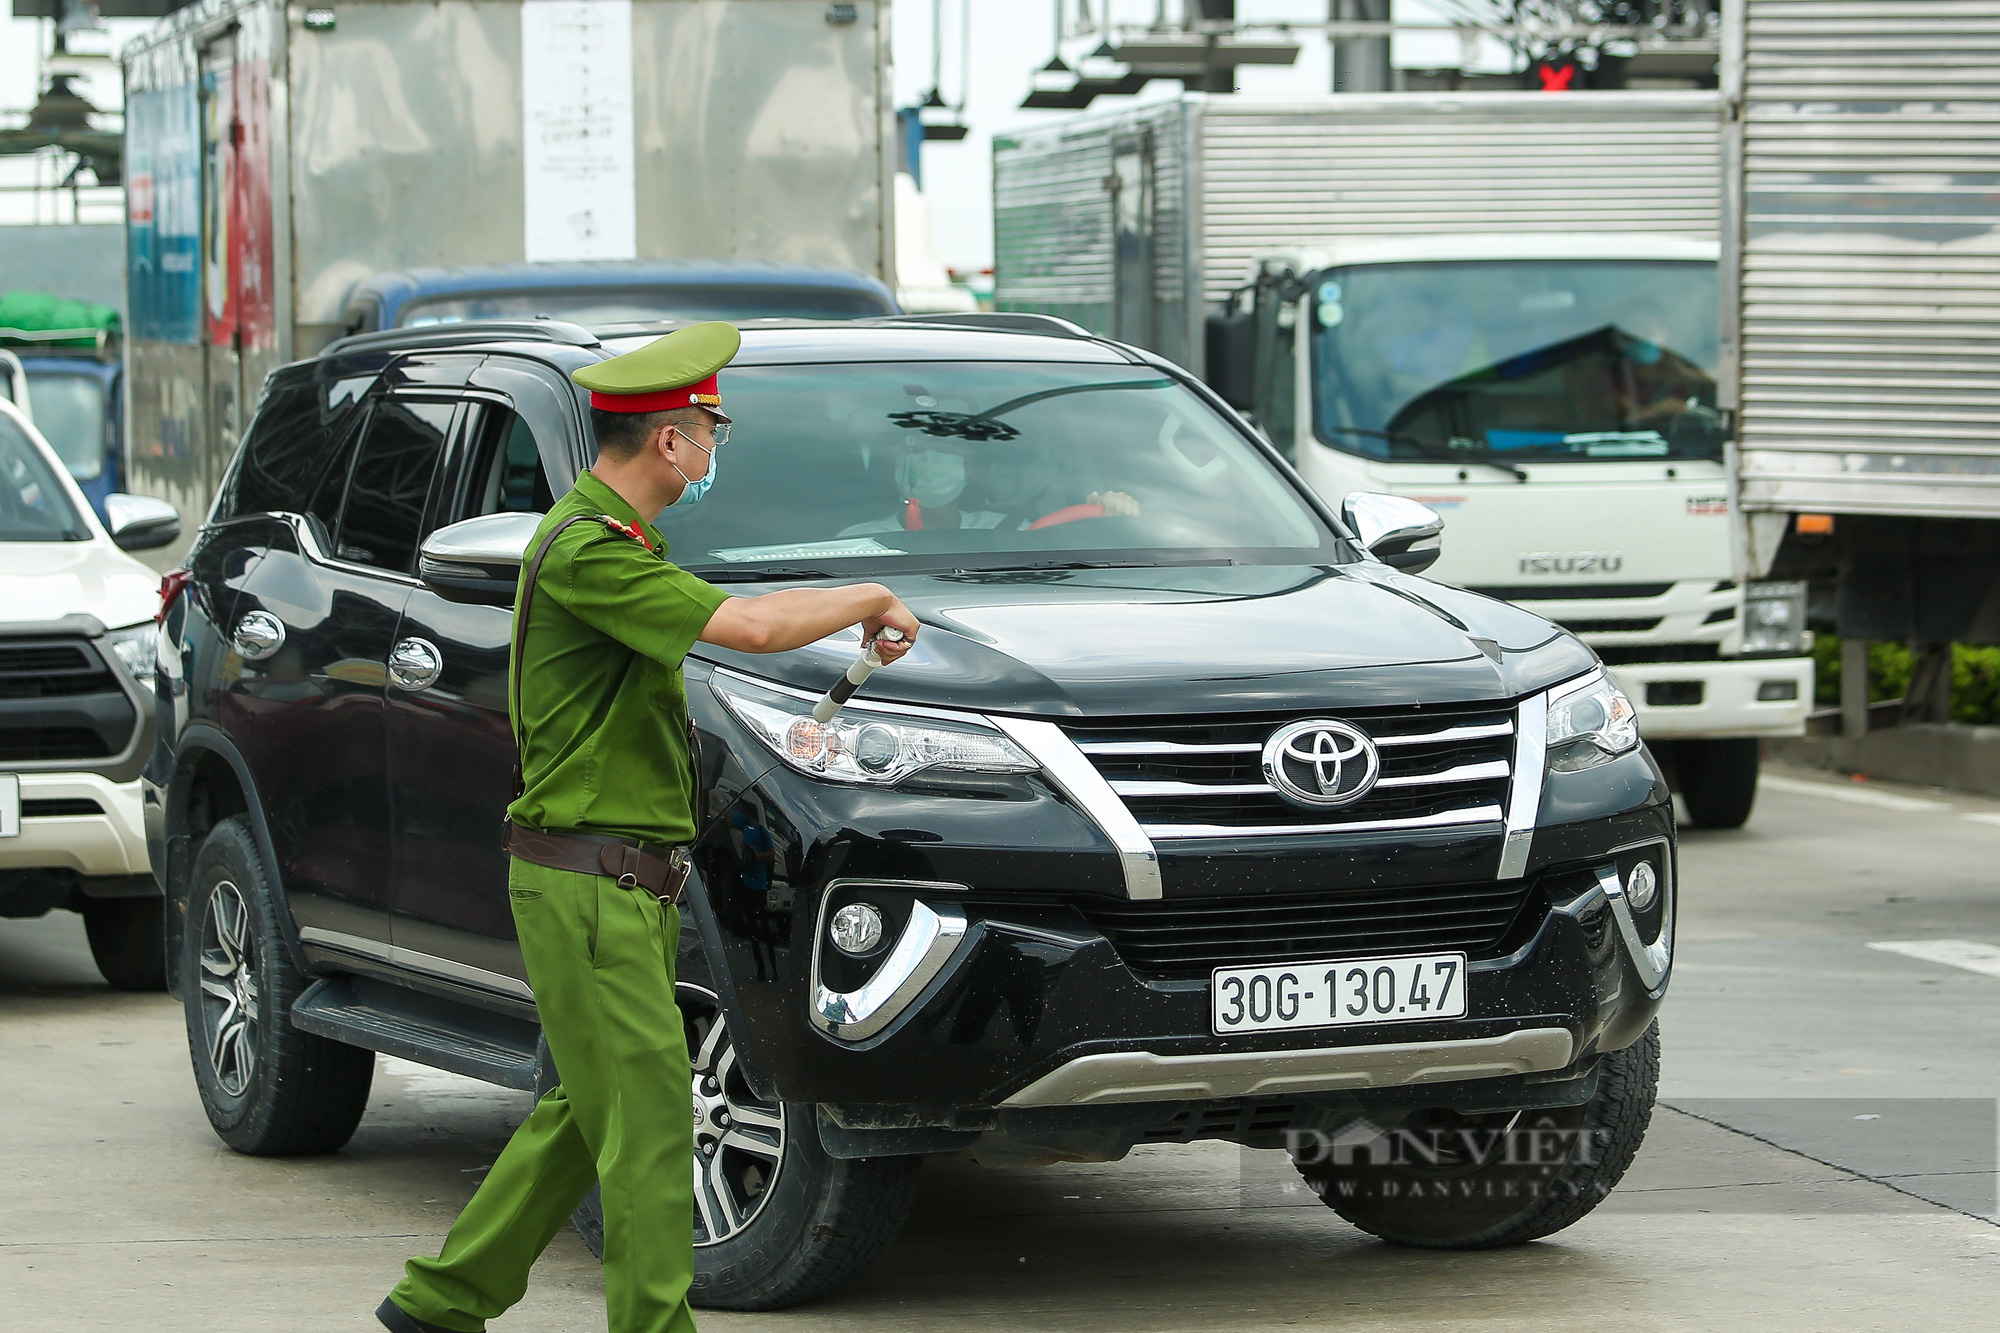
[{"x1": 701, "y1": 583, "x2": 918, "y2": 662}]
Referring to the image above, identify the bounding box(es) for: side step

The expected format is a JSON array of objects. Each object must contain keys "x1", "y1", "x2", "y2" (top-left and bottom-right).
[{"x1": 292, "y1": 974, "x2": 541, "y2": 1091}]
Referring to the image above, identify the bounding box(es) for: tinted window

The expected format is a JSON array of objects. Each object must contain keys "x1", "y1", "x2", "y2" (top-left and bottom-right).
[
  {"x1": 0, "y1": 415, "x2": 88, "y2": 542},
  {"x1": 462, "y1": 408, "x2": 554, "y2": 520},
  {"x1": 650, "y1": 361, "x2": 1334, "y2": 574},
  {"x1": 24, "y1": 372, "x2": 107, "y2": 481},
  {"x1": 221, "y1": 373, "x2": 364, "y2": 520},
  {"x1": 335, "y1": 399, "x2": 454, "y2": 572}
]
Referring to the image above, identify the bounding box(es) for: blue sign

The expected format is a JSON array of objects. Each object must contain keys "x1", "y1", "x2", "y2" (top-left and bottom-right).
[{"x1": 125, "y1": 85, "x2": 201, "y2": 344}]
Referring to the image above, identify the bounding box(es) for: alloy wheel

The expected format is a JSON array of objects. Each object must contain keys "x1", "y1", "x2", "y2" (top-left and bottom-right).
[
  {"x1": 197, "y1": 879, "x2": 261, "y2": 1097},
  {"x1": 684, "y1": 987, "x2": 786, "y2": 1246}
]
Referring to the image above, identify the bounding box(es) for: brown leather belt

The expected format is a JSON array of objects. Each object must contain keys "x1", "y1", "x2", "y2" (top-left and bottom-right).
[{"x1": 504, "y1": 821, "x2": 692, "y2": 904}]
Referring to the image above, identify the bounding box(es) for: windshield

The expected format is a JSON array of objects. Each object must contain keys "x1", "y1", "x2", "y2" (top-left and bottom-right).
[
  {"x1": 649, "y1": 361, "x2": 1337, "y2": 575},
  {"x1": 401, "y1": 285, "x2": 891, "y2": 328},
  {"x1": 0, "y1": 415, "x2": 88, "y2": 541},
  {"x1": 1310, "y1": 259, "x2": 1723, "y2": 465},
  {"x1": 25, "y1": 371, "x2": 107, "y2": 481}
]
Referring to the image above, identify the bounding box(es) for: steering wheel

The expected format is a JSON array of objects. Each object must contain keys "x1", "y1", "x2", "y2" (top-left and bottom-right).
[{"x1": 1026, "y1": 503, "x2": 1108, "y2": 530}]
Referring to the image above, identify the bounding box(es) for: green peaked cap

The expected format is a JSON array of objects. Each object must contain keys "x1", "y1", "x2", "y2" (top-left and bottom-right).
[{"x1": 571, "y1": 320, "x2": 741, "y2": 396}]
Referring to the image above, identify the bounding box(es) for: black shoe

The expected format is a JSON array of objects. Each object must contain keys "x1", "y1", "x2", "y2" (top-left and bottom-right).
[{"x1": 376, "y1": 1296, "x2": 477, "y2": 1333}]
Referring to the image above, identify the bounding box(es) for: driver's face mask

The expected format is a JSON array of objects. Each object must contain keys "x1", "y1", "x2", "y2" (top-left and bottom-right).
[{"x1": 896, "y1": 449, "x2": 968, "y2": 507}]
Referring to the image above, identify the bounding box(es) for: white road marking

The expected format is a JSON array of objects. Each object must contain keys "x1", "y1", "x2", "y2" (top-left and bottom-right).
[
  {"x1": 1867, "y1": 939, "x2": 2000, "y2": 980},
  {"x1": 1757, "y1": 775, "x2": 1952, "y2": 812}
]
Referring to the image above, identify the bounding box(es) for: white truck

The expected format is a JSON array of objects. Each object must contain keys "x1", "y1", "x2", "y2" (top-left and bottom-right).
[
  {"x1": 119, "y1": 0, "x2": 900, "y2": 558},
  {"x1": 1721, "y1": 0, "x2": 2000, "y2": 728},
  {"x1": 994, "y1": 90, "x2": 1813, "y2": 827}
]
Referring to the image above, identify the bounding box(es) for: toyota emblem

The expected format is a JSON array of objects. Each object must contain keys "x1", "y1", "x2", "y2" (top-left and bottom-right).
[{"x1": 1262, "y1": 719, "x2": 1381, "y2": 808}]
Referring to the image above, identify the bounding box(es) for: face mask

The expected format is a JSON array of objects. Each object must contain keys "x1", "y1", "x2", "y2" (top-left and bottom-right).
[
  {"x1": 896, "y1": 450, "x2": 967, "y2": 507},
  {"x1": 668, "y1": 431, "x2": 717, "y2": 507}
]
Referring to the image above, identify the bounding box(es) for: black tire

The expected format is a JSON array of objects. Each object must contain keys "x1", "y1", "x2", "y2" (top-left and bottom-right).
[
  {"x1": 1293, "y1": 1022, "x2": 1659, "y2": 1248},
  {"x1": 81, "y1": 896, "x2": 167, "y2": 991},
  {"x1": 548, "y1": 985, "x2": 921, "y2": 1311},
  {"x1": 183, "y1": 815, "x2": 374, "y2": 1155},
  {"x1": 1678, "y1": 738, "x2": 1760, "y2": 829}
]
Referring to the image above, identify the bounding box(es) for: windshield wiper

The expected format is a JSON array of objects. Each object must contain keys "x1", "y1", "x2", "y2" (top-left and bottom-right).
[
  {"x1": 966, "y1": 557, "x2": 1233, "y2": 573},
  {"x1": 697, "y1": 567, "x2": 837, "y2": 583},
  {"x1": 1321, "y1": 426, "x2": 1528, "y2": 482}
]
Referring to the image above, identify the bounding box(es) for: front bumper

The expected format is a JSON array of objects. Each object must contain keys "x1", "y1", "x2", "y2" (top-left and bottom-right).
[
  {"x1": 0, "y1": 771, "x2": 151, "y2": 877},
  {"x1": 1610, "y1": 655, "x2": 1813, "y2": 739}
]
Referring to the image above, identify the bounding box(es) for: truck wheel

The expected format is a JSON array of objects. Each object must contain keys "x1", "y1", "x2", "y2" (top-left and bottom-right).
[
  {"x1": 81, "y1": 896, "x2": 167, "y2": 991},
  {"x1": 554, "y1": 984, "x2": 921, "y2": 1310},
  {"x1": 1677, "y1": 738, "x2": 1760, "y2": 829},
  {"x1": 183, "y1": 815, "x2": 374, "y2": 1155},
  {"x1": 1293, "y1": 1022, "x2": 1659, "y2": 1248}
]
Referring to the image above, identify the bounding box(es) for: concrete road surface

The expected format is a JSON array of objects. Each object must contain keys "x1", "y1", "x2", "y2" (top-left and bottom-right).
[{"x1": 4, "y1": 763, "x2": 1998, "y2": 1331}]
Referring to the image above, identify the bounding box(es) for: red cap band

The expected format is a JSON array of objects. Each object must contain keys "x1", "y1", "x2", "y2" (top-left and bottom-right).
[{"x1": 589, "y1": 374, "x2": 721, "y2": 414}]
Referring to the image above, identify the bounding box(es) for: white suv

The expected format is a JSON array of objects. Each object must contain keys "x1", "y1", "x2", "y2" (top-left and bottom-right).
[{"x1": 1, "y1": 396, "x2": 180, "y2": 988}]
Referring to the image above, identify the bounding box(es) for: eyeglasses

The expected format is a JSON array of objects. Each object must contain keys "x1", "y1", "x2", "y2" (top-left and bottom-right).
[{"x1": 708, "y1": 421, "x2": 732, "y2": 449}]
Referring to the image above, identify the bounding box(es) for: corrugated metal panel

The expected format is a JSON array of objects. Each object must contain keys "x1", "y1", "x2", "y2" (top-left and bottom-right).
[
  {"x1": 993, "y1": 102, "x2": 1192, "y2": 362},
  {"x1": 1733, "y1": 0, "x2": 2000, "y2": 518},
  {"x1": 1196, "y1": 92, "x2": 1722, "y2": 304}
]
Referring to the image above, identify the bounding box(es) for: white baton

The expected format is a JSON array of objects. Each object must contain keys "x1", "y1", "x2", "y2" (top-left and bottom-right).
[{"x1": 812, "y1": 627, "x2": 906, "y2": 723}]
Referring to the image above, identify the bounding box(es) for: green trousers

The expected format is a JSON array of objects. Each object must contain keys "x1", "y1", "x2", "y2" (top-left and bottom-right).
[{"x1": 389, "y1": 859, "x2": 697, "y2": 1333}]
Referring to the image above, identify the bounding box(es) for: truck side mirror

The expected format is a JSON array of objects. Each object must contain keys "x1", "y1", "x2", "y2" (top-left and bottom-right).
[
  {"x1": 418, "y1": 511, "x2": 543, "y2": 606},
  {"x1": 1205, "y1": 309, "x2": 1256, "y2": 410},
  {"x1": 103, "y1": 493, "x2": 181, "y2": 552},
  {"x1": 1341, "y1": 492, "x2": 1443, "y2": 575}
]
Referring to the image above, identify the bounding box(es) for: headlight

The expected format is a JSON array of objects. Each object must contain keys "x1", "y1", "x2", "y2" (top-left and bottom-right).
[
  {"x1": 103, "y1": 623, "x2": 158, "y2": 688},
  {"x1": 1545, "y1": 670, "x2": 1639, "y2": 774},
  {"x1": 1742, "y1": 580, "x2": 1808, "y2": 657},
  {"x1": 713, "y1": 677, "x2": 1036, "y2": 786}
]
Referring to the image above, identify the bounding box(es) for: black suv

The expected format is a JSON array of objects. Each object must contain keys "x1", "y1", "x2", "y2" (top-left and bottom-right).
[{"x1": 150, "y1": 315, "x2": 1674, "y2": 1309}]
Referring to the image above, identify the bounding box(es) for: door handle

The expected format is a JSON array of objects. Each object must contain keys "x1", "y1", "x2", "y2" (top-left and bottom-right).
[
  {"x1": 232, "y1": 610, "x2": 286, "y2": 661},
  {"x1": 388, "y1": 637, "x2": 444, "y2": 692}
]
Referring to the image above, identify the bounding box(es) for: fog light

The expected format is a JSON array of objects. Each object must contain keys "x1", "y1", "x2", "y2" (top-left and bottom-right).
[
  {"x1": 1626, "y1": 861, "x2": 1659, "y2": 912},
  {"x1": 829, "y1": 902, "x2": 885, "y2": 955},
  {"x1": 1758, "y1": 680, "x2": 1798, "y2": 701}
]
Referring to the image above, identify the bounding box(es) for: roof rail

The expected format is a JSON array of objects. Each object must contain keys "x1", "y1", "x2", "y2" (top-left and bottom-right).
[
  {"x1": 877, "y1": 312, "x2": 1097, "y2": 339},
  {"x1": 321, "y1": 318, "x2": 602, "y2": 358}
]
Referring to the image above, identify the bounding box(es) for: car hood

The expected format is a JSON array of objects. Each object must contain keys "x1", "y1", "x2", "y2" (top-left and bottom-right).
[
  {"x1": 695, "y1": 563, "x2": 1598, "y2": 718},
  {"x1": 0, "y1": 540, "x2": 158, "y2": 631}
]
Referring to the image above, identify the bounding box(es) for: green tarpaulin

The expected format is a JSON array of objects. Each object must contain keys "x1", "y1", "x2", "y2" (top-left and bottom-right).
[{"x1": 0, "y1": 291, "x2": 121, "y2": 349}]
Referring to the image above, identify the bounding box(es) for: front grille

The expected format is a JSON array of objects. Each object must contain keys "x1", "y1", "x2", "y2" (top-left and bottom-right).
[
  {"x1": 23, "y1": 798, "x2": 105, "y2": 817},
  {"x1": 1139, "y1": 1100, "x2": 1301, "y2": 1143},
  {"x1": 1064, "y1": 704, "x2": 1515, "y2": 839},
  {"x1": 0, "y1": 640, "x2": 109, "y2": 700},
  {"x1": 1467, "y1": 583, "x2": 1672, "y2": 602},
  {"x1": 1595, "y1": 642, "x2": 1721, "y2": 665},
  {"x1": 1077, "y1": 881, "x2": 1539, "y2": 980},
  {"x1": 0, "y1": 637, "x2": 137, "y2": 761},
  {"x1": 1560, "y1": 617, "x2": 1663, "y2": 634}
]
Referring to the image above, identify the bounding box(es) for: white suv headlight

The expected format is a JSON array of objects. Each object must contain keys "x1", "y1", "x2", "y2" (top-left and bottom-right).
[
  {"x1": 713, "y1": 677, "x2": 1036, "y2": 786},
  {"x1": 1742, "y1": 580, "x2": 1808, "y2": 657},
  {"x1": 103, "y1": 623, "x2": 158, "y2": 688},
  {"x1": 1545, "y1": 670, "x2": 1640, "y2": 774}
]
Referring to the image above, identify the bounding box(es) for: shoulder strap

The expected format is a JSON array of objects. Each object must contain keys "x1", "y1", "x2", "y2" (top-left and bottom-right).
[{"x1": 510, "y1": 514, "x2": 602, "y2": 791}]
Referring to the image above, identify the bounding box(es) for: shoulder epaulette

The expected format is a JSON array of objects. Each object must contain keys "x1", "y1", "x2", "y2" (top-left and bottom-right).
[{"x1": 594, "y1": 515, "x2": 652, "y2": 551}]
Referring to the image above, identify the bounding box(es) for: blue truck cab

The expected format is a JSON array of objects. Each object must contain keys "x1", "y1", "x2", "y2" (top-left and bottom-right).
[
  {"x1": 14, "y1": 348, "x2": 123, "y2": 525},
  {"x1": 339, "y1": 259, "x2": 899, "y2": 335}
]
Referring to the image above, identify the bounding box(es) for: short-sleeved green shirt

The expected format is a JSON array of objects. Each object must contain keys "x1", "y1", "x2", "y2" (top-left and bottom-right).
[{"x1": 505, "y1": 471, "x2": 730, "y2": 846}]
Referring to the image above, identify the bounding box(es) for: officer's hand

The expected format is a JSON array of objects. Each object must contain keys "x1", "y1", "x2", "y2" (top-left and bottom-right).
[{"x1": 864, "y1": 596, "x2": 919, "y2": 664}]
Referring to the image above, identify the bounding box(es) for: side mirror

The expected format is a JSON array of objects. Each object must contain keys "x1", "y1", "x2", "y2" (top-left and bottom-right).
[
  {"x1": 419, "y1": 512, "x2": 543, "y2": 606},
  {"x1": 103, "y1": 493, "x2": 181, "y2": 552},
  {"x1": 1342, "y1": 491, "x2": 1443, "y2": 575}
]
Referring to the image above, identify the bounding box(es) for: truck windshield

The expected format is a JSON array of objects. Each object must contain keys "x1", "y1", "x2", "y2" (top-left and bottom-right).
[
  {"x1": 400, "y1": 286, "x2": 891, "y2": 328},
  {"x1": 650, "y1": 360, "x2": 1338, "y2": 575},
  {"x1": 24, "y1": 371, "x2": 107, "y2": 481},
  {"x1": 1309, "y1": 259, "x2": 1722, "y2": 465},
  {"x1": 0, "y1": 415, "x2": 88, "y2": 542}
]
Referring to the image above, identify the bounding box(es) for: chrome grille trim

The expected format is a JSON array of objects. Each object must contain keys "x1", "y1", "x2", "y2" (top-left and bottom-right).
[
  {"x1": 1142, "y1": 806, "x2": 1506, "y2": 840},
  {"x1": 1499, "y1": 693, "x2": 1548, "y2": 880},
  {"x1": 1373, "y1": 721, "x2": 1514, "y2": 748},
  {"x1": 1109, "y1": 759, "x2": 1511, "y2": 800},
  {"x1": 1078, "y1": 739, "x2": 1261, "y2": 756},
  {"x1": 992, "y1": 716, "x2": 1163, "y2": 901}
]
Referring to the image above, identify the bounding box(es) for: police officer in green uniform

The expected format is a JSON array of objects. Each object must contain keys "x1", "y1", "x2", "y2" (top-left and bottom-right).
[{"x1": 377, "y1": 322, "x2": 917, "y2": 1333}]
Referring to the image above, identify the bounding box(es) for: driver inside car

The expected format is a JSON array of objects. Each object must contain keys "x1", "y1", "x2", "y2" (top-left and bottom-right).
[{"x1": 839, "y1": 437, "x2": 1140, "y2": 536}]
